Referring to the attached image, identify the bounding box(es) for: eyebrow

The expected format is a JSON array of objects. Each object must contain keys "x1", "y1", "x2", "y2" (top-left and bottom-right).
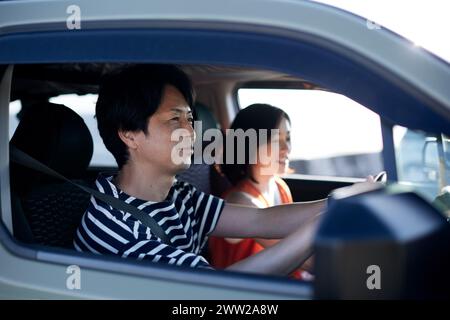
[{"x1": 170, "y1": 107, "x2": 192, "y2": 114}]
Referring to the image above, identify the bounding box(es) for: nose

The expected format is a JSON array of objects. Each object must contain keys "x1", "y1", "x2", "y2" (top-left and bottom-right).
[{"x1": 280, "y1": 139, "x2": 290, "y2": 153}]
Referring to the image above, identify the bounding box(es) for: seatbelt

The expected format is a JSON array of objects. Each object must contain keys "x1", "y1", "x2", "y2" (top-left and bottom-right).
[{"x1": 10, "y1": 146, "x2": 172, "y2": 245}]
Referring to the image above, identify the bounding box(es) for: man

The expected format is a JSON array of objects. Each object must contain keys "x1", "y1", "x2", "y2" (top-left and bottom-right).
[{"x1": 74, "y1": 64, "x2": 332, "y2": 275}]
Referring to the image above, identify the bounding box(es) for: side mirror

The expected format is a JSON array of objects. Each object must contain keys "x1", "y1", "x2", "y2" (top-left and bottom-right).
[{"x1": 314, "y1": 185, "x2": 450, "y2": 299}]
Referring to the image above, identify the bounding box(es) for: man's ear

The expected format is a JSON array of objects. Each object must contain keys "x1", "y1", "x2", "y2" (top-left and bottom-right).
[{"x1": 118, "y1": 129, "x2": 139, "y2": 150}]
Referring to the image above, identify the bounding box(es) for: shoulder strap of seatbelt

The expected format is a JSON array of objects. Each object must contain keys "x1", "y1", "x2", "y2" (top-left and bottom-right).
[{"x1": 10, "y1": 146, "x2": 172, "y2": 245}]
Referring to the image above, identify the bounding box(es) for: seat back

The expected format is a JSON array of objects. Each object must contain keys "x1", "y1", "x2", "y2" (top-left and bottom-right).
[{"x1": 10, "y1": 102, "x2": 94, "y2": 248}]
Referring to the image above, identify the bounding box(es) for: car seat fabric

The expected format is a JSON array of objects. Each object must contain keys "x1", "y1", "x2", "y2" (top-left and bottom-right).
[{"x1": 10, "y1": 102, "x2": 94, "y2": 248}]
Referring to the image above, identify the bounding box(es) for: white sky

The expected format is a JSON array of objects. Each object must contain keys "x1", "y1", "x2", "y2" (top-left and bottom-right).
[
  {"x1": 238, "y1": 89, "x2": 383, "y2": 160},
  {"x1": 313, "y1": 0, "x2": 450, "y2": 62}
]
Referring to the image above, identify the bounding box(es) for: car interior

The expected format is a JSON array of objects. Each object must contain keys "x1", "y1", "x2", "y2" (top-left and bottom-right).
[{"x1": 8, "y1": 63, "x2": 358, "y2": 250}]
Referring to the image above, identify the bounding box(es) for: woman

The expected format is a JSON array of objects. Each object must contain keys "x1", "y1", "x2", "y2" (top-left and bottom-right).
[{"x1": 208, "y1": 104, "x2": 312, "y2": 279}]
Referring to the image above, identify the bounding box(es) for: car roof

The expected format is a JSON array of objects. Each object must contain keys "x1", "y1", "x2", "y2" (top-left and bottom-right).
[{"x1": 10, "y1": 63, "x2": 321, "y2": 100}]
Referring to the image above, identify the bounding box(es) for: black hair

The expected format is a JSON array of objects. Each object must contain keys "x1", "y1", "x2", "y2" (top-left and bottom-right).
[
  {"x1": 220, "y1": 103, "x2": 291, "y2": 185},
  {"x1": 96, "y1": 64, "x2": 194, "y2": 169}
]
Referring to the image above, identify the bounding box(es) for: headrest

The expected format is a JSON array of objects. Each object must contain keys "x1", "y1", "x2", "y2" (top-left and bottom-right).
[
  {"x1": 10, "y1": 102, "x2": 93, "y2": 180},
  {"x1": 194, "y1": 103, "x2": 219, "y2": 135},
  {"x1": 192, "y1": 103, "x2": 220, "y2": 164}
]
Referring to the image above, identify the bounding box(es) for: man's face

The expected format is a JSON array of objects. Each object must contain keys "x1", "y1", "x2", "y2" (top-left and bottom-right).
[{"x1": 131, "y1": 85, "x2": 195, "y2": 175}]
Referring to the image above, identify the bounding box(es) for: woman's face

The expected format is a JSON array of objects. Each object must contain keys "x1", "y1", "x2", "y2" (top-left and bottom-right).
[
  {"x1": 254, "y1": 116, "x2": 291, "y2": 178},
  {"x1": 276, "y1": 116, "x2": 292, "y2": 174}
]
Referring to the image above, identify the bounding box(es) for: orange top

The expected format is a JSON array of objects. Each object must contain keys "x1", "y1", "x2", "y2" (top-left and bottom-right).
[
  {"x1": 224, "y1": 175, "x2": 293, "y2": 207},
  {"x1": 208, "y1": 176, "x2": 299, "y2": 273}
]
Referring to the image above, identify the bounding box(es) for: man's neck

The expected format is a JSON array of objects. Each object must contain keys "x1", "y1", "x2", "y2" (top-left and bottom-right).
[{"x1": 114, "y1": 162, "x2": 175, "y2": 202}]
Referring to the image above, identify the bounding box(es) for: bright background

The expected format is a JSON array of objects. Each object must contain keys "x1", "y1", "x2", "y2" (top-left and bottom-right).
[{"x1": 314, "y1": 0, "x2": 450, "y2": 62}]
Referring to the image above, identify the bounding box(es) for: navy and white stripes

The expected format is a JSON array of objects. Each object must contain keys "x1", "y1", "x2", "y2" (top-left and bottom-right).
[{"x1": 74, "y1": 174, "x2": 225, "y2": 269}]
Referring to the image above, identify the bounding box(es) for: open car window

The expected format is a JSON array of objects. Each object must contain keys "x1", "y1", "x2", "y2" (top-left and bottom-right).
[{"x1": 238, "y1": 88, "x2": 383, "y2": 178}]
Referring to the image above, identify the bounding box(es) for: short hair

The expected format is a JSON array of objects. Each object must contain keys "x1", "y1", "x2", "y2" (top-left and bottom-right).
[
  {"x1": 96, "y1": 64, "x2": 194, "y2": 169},
  {"x1": 221, "y1": 103, "x2": 291, "y2": 185}
]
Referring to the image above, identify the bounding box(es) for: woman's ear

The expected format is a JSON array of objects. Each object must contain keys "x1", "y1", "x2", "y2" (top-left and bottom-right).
[{"x1": 118, "y1": 129, "x2": 139, "y2": 150}]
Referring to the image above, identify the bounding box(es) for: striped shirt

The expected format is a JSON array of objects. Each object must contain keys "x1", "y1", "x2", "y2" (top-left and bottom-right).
[{"x1": 73, "y1": 173, "x2": 225, "y2": 269}]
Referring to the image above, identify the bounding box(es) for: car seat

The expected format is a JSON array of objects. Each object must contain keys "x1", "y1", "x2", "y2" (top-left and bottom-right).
[{"x1": 9, "y1": 102, "x2": 94, "y2": 249}]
